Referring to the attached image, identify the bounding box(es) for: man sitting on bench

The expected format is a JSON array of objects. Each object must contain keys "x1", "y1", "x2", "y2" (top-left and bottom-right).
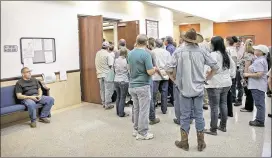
[{"x1": 15, "y1": 67, "x2": 54, "y2": 128}]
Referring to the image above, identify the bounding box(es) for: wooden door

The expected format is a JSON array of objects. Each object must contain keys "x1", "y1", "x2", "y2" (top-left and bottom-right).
[
  {"x1": 117, "y1": 20, "x2": 139, "y2": 50},
  {"x1": 78, "y1": 15, "x2": 103, "y2": 104}
]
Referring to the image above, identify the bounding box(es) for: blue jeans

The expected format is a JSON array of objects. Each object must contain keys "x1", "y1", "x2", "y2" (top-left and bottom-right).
[
  {"x1": 207, "y1": 87, "x2": 230, "y2": 130},
  {"x1": 149, "y1": 81, "x2": 156, "y2": 121},
  {"x1": 153, "y1": 80, "x2": 168, "y2": 114},
  {"x1": 22, "y1": 96, "x2": 54, "y2": 122},
  {"x1": 114, "y1": 81, "x2": 129, "y2": 117},
  {"x1": 168, "y1": 80, "x2": 174, "y2": 104},
  {"x1": 251, "y1": 89, "x2": 266, "y2": 123},
  {"x1": 174, "y1": 85, "x2": 194, "y2": 123},
  {"x1": 179, "y1": 93, "x2": 204, "y2": 133}
]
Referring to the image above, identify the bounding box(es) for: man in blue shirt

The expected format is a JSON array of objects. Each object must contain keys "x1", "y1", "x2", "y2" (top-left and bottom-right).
[
  {"x1": 165, "y1": 29, "x2": 219, "y2": 151},
  {"x1": 165, "y1": 36, "x2": 176, "y2": 107},
  {"x1": 128, "y1": 34, "x2": 157, "y2": 140},
  {"x1": 165, "y1": 36, "x2": 176, "y2": 55}
]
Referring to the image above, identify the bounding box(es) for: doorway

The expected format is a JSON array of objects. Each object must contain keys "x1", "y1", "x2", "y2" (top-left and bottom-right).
[{"x1": 78, "y1": 15, "x2": 139, "y2": 104}]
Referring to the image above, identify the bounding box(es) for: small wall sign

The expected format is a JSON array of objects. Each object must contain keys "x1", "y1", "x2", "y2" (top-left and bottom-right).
[{"x1": 4, "y1": 45, "x2": 18, "y2": 52}]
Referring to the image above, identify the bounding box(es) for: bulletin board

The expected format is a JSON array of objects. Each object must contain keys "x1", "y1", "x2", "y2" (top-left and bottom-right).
[
  {"x1": 146, "y1": 19, "x2": 159, "y2": 39},
  {"x1": 20, "y1": 37, "x2": 56, "y2": 64}
]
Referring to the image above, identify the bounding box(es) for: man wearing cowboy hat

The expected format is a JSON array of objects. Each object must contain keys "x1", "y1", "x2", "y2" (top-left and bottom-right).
[{"x1": 165, "y1": 28, "x2": 219, "y2": 151}]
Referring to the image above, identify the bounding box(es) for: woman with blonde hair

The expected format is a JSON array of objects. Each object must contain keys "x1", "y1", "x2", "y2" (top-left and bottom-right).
[{"x1": 239, "y1": 39, "x2": 255, "y2": 112}]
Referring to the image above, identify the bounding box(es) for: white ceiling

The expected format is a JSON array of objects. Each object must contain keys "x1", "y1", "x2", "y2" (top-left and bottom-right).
[
  {"x1": 172, "y1": 11, "x2": 209, "y2": 25},
  {"x1": 147, "y1": 1, "x2": 271, "y2": 22}
]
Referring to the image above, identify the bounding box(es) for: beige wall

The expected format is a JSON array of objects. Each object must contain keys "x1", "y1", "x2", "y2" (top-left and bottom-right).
[
  {"x1": 1, "y1": 71, "x2": 81, "y2": 125},
  {"x1": 173, "y1": 24, "x2": 180, "y2": 44},
  {"x1": 200, "y1": 20, "x2": 213, "y2": 39},
  {"x1": 103, "y1": 29, "x2": 114, "y2": 42}
]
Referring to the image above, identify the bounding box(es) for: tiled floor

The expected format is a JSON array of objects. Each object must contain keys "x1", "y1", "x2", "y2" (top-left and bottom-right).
[{"x1": 1, "y1": 97, "x2": 271, "y2": 157}]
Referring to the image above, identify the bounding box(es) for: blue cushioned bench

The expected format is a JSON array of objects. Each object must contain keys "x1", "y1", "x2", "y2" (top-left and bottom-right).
[{"x1": 1, "y1": 80, "x2": 50, "y2": 116}]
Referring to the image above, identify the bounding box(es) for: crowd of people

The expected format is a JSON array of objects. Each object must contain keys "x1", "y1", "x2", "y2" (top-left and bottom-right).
[{"x1": 95, "y1": 28, "x2": 271, "y2": 151}]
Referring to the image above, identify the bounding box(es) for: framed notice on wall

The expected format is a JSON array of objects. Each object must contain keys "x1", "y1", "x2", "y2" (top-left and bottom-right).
[
  {"x1": 20, "y1": 37, "x2": 56, "y2": 64},
  {"x1": 146, "y1": 19, "x2": 159, "y2": 39},
  {"x1": 239, "y1": 35, "x2": 255, "y2": 44}
]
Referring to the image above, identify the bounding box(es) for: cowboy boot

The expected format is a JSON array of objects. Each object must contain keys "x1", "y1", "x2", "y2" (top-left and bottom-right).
[
  {"x1": 175, "y1": 129, "x2": 189, "y2": 151},
  {"x1": 197, "y1": 131, "x2": 206, "y2": 151}
]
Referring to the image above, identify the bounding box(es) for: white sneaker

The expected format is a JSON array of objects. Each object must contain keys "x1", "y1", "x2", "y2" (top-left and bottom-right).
[
  {"x1": 136, "y1": 132, "x2": 154, "y2": 140},
  {"x1": 132, "y1": 130, "x2": 137, "y2": 137}
]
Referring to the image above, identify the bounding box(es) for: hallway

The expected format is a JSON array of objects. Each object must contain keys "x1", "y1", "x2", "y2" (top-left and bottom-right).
[{"x1": 1, "y1": 99, "x2": 271, "y2": 157}]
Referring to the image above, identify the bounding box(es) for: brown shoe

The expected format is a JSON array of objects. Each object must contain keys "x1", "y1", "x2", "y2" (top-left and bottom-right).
[
  {"x1": 39, "y1": 118, "x2": 50, "y2": 123},
  {"x1": 175, "y1": 129, "x2": 189, "y2": 151},
  {"x1": 197, "y1": 131, "x2": 206, "y2": 151},
  {"x1": 30, "y1": 121, "x2": 37, "y2": 128}
]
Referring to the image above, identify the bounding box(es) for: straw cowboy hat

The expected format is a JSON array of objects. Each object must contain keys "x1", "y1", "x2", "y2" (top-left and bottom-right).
[{"x1": 181, "y1": 28, "x2": 204, "y2": 43}]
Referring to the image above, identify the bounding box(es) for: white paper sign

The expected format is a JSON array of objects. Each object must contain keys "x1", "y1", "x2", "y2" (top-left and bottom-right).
[
  {"x1": 43, "y1": 39, "x2": 53, "y2": 50},
  {"x1": 33, "y1": 39, "x2": 43, "y2": 51},
  {"x1": 22, "y1": 39, "x2": 34, "y2": 58},
  {"x1": 44, "y1": 51, "x2": 54, "y2": 63},
  {"x1": 23, "y1": 58, "x2": 34, "y2": 70},
  {"x1": 59, "y1": 70, "x2": 67, "y2": 81},
  {"x1": 146, "y1": 20, "x2": 159, "y2": 39},
  {"x1": 42, "y1": 72, "x2": 57, "y2": 84}
]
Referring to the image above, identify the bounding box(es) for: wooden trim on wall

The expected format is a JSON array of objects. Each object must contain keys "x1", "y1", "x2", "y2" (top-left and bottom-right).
[{"x1": 1, "y1": 69, "x2": 80, "y2": 82}]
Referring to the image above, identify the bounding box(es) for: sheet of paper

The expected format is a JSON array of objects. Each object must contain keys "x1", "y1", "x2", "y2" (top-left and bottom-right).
[
  {"x1": 59, "y1": 70, "x2": 67, "y2": 81},
  {"x1": 43, "y1": 39, "x2": 53, "y2": 50},
  {"x1": 33, "y1": 39, "x2": 43, "y2": 51},
  {"x1": 23, "y1": 58, "x2": 34, "y2": 70},
  {"x1": 42, "y1": 72, "x2": 57, "y2": 84},
  {"x1": 22, "y1": 39, "x2": 34, "y2": 58},
  {"x1": 44, "y1": 51, "x2": 54, "y2": 63}
]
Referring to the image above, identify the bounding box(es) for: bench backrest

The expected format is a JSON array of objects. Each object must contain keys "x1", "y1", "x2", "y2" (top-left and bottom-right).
[
  {"x1": 0, "y1": 85, "x2": 18, "y2": 108},
  {"x1": 1, "y1": 80, "x2": 48, "y2": 108}
]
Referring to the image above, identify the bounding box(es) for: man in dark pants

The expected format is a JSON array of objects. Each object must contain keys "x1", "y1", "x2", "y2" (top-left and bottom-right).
[
  {"x1": 268, "y1": 68, "x2": 272, "y2": 118},
  {"x1": 146, "y1": 40, "x2": 160, "y2": 125},
  {"x1": 233, "y1": 39, "x2": 244, "y2": 106},
  {"x1": 232, "y1": 71, "x2": 244, "y2": 106},
  {"x1": 15, "y1": 67, "x2": 54, "y2": 128},
  {"x1": 164, "y1": 36, "x2": 176, "y2": 105}
]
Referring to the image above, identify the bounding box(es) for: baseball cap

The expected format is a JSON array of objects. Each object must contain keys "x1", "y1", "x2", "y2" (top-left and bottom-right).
[
  {"x1": 102, "y1": 41, "x2": 110, "y2": 48},
  {"x1": 253, "y1": 45, "x2": 269, "y2": 54}
]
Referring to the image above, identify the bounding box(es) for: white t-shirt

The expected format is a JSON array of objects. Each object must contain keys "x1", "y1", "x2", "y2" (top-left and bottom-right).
[
  {"x1": 205, "y1": 51, "x2": 236, "y2": 88},
  {"x1": 226, "y1": 46, "x2": 238, "y2": 64},
  {"x1": 95, "y1": 49, "x2": 114, "y2": 78},
  {"x1": 151, "y1": 48, "x2": 171, "y2": 81}
]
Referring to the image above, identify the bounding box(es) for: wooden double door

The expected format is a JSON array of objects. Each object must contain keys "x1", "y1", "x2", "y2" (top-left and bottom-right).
[{"x1": 78, "y1": 15, "x2": 139, "y2": 103}]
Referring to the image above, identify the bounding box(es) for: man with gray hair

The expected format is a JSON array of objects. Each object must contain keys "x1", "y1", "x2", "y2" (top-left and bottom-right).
[
  {"x1": 95, "y1": 41, "x2": 115, "y2": 110},
  {"x1": 164, "y1": 36, "x2": 176, "y2": 107},
  {"x1": 128, "y1": 34, "x2": 157, "y2": 140},
  {"x1": 151, "y1": 39, "x2": 171, "y2": 115}
]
